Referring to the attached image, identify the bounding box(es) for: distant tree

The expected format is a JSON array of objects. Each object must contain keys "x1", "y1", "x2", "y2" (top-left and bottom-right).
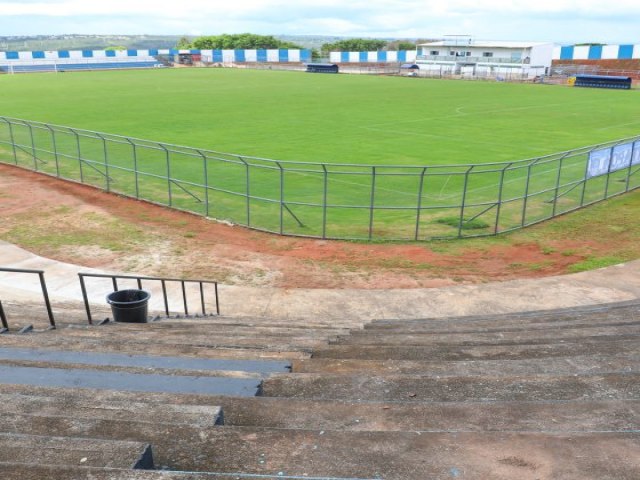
[
  {"x1": 105, "y1": 46, "x2": 126, "y2": 51},
  {"x1": 176, "y1": 36, "x2": 192, "y2": 49},
  {"x1": 321, "y1": 38, "x2": 387, "y2": 53},
  {"x1": 385, "y1": 40, "x2": 417, "y2": 51},
  {"x1": 189, "y1": 34, "x2": 302, "y2": 50}
]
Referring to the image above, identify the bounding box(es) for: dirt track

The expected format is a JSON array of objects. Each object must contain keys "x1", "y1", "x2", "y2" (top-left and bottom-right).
[{"x1": 0, "y1": 163, "x2": 633, "y2": 289}]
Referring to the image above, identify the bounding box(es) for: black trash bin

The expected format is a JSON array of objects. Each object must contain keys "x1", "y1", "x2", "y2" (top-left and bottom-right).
[{"x1": 106, "y1": 289, "x2": 150, "y2": 323}]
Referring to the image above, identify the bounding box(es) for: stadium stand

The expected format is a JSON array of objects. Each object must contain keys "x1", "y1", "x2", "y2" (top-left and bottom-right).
[{"x1": 0, "y1": 287, "x2": 639, "y2": 478}]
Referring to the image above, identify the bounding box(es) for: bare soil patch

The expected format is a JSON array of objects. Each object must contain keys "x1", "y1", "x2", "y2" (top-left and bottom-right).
[{"x1": 1, "y1": 163, "x2": 637, "y2": 289}]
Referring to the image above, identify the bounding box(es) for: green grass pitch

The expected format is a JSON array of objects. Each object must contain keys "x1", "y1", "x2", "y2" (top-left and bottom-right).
[{"x1": 1, "y1": 68, "x2": 639, "y2": 240}]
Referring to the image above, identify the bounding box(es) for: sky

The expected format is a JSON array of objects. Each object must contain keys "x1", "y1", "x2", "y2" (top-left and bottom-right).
[{"x1": 1, "y1": 0, "x2": 639, "y2": 44}]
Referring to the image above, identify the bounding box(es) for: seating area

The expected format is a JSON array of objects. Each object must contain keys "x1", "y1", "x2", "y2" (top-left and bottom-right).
[
  {"x1": 0, "y1": 59, "x2": 164, "y2": 74},
  {"x1": 0, "y1": 294, "x2": 638, "y2": 478}
]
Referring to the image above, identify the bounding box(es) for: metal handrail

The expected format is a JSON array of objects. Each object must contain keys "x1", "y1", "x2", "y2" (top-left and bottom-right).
[
  {"x1": 78, "y1": 272, "x2": 219, "y2": 325},
  {"x1": 0, "y1": 267, "x2": 56, "y2": 330}
]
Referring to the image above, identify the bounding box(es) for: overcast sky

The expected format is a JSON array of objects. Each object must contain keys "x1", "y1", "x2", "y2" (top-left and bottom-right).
[{"x1": 1, "y1": 0, "x2": 638, "y2": 44}]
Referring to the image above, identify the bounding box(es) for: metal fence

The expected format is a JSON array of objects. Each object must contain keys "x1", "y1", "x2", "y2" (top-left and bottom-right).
[{"x1": 1, "y1": 116, "x2": 639, "y2": 241}]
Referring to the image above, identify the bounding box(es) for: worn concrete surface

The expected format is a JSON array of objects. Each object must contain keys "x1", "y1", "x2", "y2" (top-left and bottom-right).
[{"x1": 1, "y1": 240, "x2": 640, "y2": 321}]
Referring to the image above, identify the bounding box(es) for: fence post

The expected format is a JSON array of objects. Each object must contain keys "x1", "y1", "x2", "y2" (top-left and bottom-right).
[
  {"x1": 277, "y1": 161, "x2": 284, "y2": 234},
  {"x1": 126, "y1": 138, "x2": 139, "y2": 199},
  {"x1": 552, "y1": 153, "x2": 569, "y2": 217},
  {"x1": 494, "y1": 163, "x2": 512, "y2": 234},
  {"x1": 159, "y1": 144, "x2": 172, "y2": 206},
  {"x1": 69, "y1": 128, "x2": 84, "y2": 183},
  {"x1": 95, "y1": 133, "x2": 110, "y2": 192},
  {"x1": 368, "y1": 166, "x2": 376, "y2": 241},
  {"x1": 44, "y1": 124, "x2": 60, "y2": 177},
  {"x1": 4, "y1": 118, "x2": 19, "y2": 164},
  {"x1": 78, "y1": 274, "x2": 93, "y2": 325},
  {"x1": 240, "y1": 157, "x2": 250, "y2": 226},
  {"x1": 603, "y1": 145, "x2": 615, "y2": 200},
  {"x1": 197, "y1": 150, "x2": 210, "y2": 217},
  {"x1": 26, "y1": 122, "x2": 38, "y2": 171},
  {"x1": 521, "y1": 159, "x2": 538, "y2": 227},
  {"x1": 414, "y1": 167, "x2": 427, "y2": 241},
  {"x1": 322, "y1": 164, "x2": 328, "y2": 239},
  {"x1": 626, "y1": 142, "x2": 636, "y2": 192},
  {"x1": 38, "y1": 272, "x2": 56, "y2": 328},
  {"x1": 458, "y1": 166, "x2": 474, "y2": 238}
]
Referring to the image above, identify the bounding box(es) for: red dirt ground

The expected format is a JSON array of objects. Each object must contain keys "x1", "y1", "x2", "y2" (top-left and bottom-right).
[{"x1": 0, "y1": 163, "x2": 625, "y2": 289}]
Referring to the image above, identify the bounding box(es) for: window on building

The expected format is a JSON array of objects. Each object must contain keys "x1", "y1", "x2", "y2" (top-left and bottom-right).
[
  {"x1": 483, "y1": 52, "x2": 493, "y2": 57},
  {"x1": 430, "y1": 50, "x2": 439, "y2": 56},
  {"x1": 449, "y1": 51, "x2": 456, "y2": 56}
]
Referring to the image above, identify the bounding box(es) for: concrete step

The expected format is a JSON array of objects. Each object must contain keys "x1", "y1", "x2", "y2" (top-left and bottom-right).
[
  {"x1": 0, "y1": 391, "x2": 222, "y2": 427},
  {"x1": 366, "y1": 302, "x2": 640, "y2": 331},
  {"x1": 219, "y1": 396, "x2": 640, "y2": 433},
  {"x1": 363, "y1": 316, "x2": 640, "y2": 335},
  {"x1": 0, "y1": 333, "x2": 309, "y2": 360},
  {"x1": 0, "y1": 365, "x2": 260, "y2": 396},
  {"x1": 311, "y1": 337, "x2": 640, "y2": 361},
  {"x1": 44, "y1": 326, "x2": 326, "y2": 349},
  {"x1": 0, "y1": 433, "x2": 153, "y2": 469},
  {"x1": 0, "y1": 464, "x2": 366, "y2": 480},
  {"x1": 115, "y1": 426, "x2": 640, "y2": 480},
  {"x1": 334, "y1": 324, "x2": 640, "y2": 346},
  {"x1": 0, "y1": 346, "x2": 290, "y2": 376},
  {"x1": 293, "y1": 353, "x2": 640, "y2": 376},
  {"x1": 260, "y1": 372, "x2": 640, "y2": 402}
]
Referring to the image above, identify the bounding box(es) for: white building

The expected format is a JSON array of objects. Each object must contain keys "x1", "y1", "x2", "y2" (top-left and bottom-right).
[{"x1": 415, "y1": 37, "x2": 554, "y2": 78}]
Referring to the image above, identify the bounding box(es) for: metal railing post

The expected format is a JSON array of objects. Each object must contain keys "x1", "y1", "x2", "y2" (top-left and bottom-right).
[
  {"x1": 521, "y1": 159, "x2": 538, "y2": 227},
  {"x1": 159, "y1": 143, "x2": 172, "y2": 206},
  {"x1": 240, "y1": 157, "x2": 250, "y2": 226},
  {"x1": 0, "y1": 301, "x2": 8, "y2": 330},
  {"x1": 26, "y1": 122, "x2": 38, "y2": 171},
  {"x1": 458, "y1": 167, "x2": 474, "y2": 238},
  {"x1": 198, "y1": 150, "x2": 210, "y2": 217},
  {"x1": 5, "y1": 118, "x2": 19, "y2": 164},
  {"x1": 69, "y1": 128, "x2": 84, "y2": 182},
  {"x1": 277, "y1": 162, "x2": 284, "y2": 234},
  {"x1": 126, "y1": 138, "x2": 140, "y2": 199},
  {"x1": 494, "y1": 163, "x2": 512, "y2": 234},
  {"x1": 368, "y1": 166, "x2": 376, "y2": 241},
  {"x1": 322, "y1": 164, "x2": 328, "y2": 239},
  {"x1": 78, "y1": 274, "x2": 93, "y2": 325},
  {"x1": 414, "y1": 167, "x2": 427, "y2": 241},
  {"x1": 44, "y1": 124, "x2": 60, "y2": 177}
]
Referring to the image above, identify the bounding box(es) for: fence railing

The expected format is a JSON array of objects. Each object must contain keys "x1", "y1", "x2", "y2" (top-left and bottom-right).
[
  {"x1": 78, "y1": 272, "x2": 220, "y2": 325},
  {"x1": 1, "y1": 116, "x2": 639, "y2": 241},
  {"x1": 0, "y1": 267, "x2": 56, "y2": 331}
]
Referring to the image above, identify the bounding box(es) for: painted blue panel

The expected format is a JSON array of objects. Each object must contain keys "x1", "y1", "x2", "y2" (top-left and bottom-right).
[
  {"x1": 57, "y1": 50, "x2": 70, "y2": 58},
  {"x1": 169, "y1": 49, "x2": 179, "y2": 55},
  {"x1": 212, "y1": 50, "x2": 223, "y2": 62},
  {"x1": 359, "y1": 51, "x2": 367, "y2": 62},
  {"x1": 340, "y1": 51, "x2": 349, "y2": 63},
  {"x1": 32, "y1": 51, "x2": 45, "y2": 59},
  {"x1": 105, "y1": 50, "x2": 116, "y2": 57},
  {"x1": 560, "y1": 46, "x2": 574, "y2": 60},
  {"x1": 398, "y1": 51, "x2": 407, "y2": 62},
  {"x1": 6, "y1": 51, "x2": 19, "y2": 60},
  {"x1": 82, "y1": 50, "x2": 93, "y2": 58},
  {"x1": 618, "y1": 45, "x2": 634, "y2": 59},
  {"x1": 127, "y1": 49, "x2": 137, "y2": 57},
  {"x1": 190, "y1": 49, "x2": 200, "y2": 54},
  {"x1": 588, "y1": 45, "x2": 602, "y2": 60},
  {"x1": 148, "y1": 49, "x2": 158, "y2": 56},
  {"x1": 257, "y1": 49, "x2": 268, "y2": 62},
  {"x1": 300, "y1": 49, "x2": 312, "y2": 62},
  {"x1": 235, "y1": 49, "x2": 246, "y2": 62},
  {"x1": 378, "y1": 51, "x2": 387, "y2": 62},
  {"x1": 278, "y1": 49, "x2": 288, "y2": 62}
]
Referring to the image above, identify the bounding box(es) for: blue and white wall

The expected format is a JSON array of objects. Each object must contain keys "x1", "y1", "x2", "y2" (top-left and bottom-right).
[
  {"x1": 329, "y1": 51, "x2": 417, "y2": 63},
  {"x1": 0, "y1": 48, "x2": 312, "y2": 63},
  {"x1": 553, "y1": 44, "x2": 640, "y2": 61}
]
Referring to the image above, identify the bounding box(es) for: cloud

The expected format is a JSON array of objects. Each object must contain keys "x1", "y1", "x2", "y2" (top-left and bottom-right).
[{"x1": 0, "y1": 0, "x2": 637, "y2": 43}]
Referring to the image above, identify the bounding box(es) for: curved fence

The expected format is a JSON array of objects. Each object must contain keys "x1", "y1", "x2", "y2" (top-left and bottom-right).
[{"x1": 1, "y1": 116, "x2": 639, "y2": 241}]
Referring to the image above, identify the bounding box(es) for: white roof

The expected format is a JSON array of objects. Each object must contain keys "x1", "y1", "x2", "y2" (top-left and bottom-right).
[{"x1": 418, "y1": 40, "x2": 550, "y2": 48}]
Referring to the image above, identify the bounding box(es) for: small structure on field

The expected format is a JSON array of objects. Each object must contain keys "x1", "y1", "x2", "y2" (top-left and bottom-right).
[{"x1": 306, "y1": 63, "x2": 339, "y2": 74}]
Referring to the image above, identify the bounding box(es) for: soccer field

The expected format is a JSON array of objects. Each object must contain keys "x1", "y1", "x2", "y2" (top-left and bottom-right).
[{"x1": 1, "y1": 68, "x2": 639, "y2": 240}]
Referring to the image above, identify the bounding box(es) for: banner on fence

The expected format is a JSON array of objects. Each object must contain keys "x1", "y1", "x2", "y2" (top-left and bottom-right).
[{"x1": 587, "y1": 140, "x2": 640, "y2": 178}]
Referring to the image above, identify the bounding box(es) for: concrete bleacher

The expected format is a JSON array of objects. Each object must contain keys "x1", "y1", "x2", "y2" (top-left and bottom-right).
[
  {"x1": 0, "y1": 58, "x2": 164, "y2": 74},
  {"x1": 0, "y1": 297, "x2": 638, "y2": 478}
]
